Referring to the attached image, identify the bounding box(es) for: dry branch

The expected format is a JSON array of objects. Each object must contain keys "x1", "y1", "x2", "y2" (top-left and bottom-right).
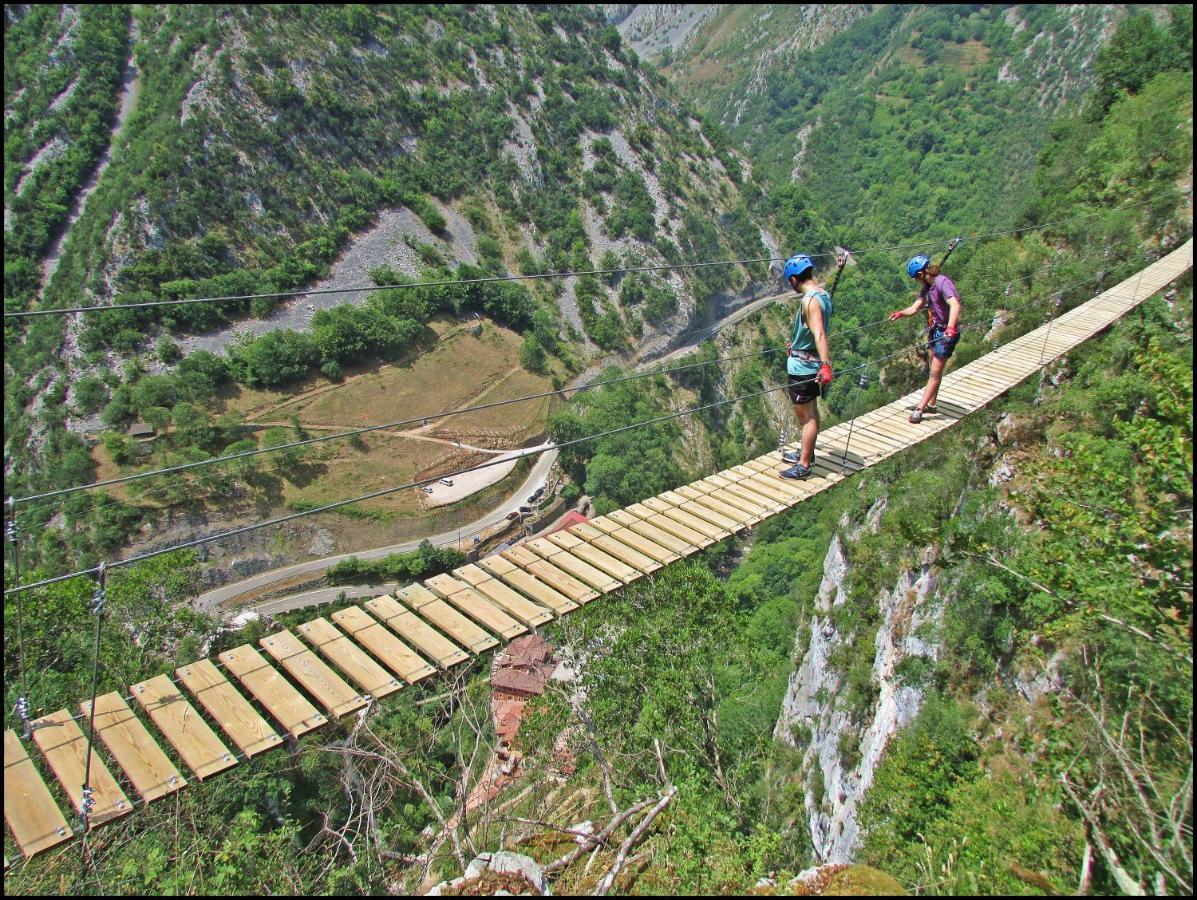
[
  {"x1": 593, "y1": 786, "x2": 677, "y2": 896},
  {"x1": 543, "y1": 798, "x2": 653, "y2": 874}
]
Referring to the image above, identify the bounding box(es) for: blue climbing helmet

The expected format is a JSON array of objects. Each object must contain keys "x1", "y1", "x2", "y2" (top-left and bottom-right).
[
  {"x1": 907, "y1": 254, "x2": 930, "y2": 278},
  {"x1": 783, "y1": 254, "x2": 814, "y2": 282}
]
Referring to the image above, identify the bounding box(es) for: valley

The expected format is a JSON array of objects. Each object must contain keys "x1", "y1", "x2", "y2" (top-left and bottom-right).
[{"x1": 3, "y1": 4, "x2": 1191, "y2": 897}]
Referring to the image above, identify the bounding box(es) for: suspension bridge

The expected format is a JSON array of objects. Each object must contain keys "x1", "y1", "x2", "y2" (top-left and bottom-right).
[{"x1": 3, "y1": 240, "x2": 1191, "y2": 859}]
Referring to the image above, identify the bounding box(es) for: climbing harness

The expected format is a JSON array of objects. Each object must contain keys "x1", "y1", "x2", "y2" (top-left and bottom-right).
[{"x1": 79, "y1": 563, "x2": 107, "y2": 838}]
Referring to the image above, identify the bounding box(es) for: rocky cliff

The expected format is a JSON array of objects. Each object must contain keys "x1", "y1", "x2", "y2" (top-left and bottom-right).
[{"x1": 773, "y1": 499, "x2": 949, "y2": 863}]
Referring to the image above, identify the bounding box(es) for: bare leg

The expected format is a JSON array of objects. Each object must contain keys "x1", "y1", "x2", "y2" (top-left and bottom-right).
[
  {"x1": 794, "y1": 401, "x2": 819, "y2": 466},
  {"x1": 919, "y1": 355, "x2": 947, "y2": 411}
]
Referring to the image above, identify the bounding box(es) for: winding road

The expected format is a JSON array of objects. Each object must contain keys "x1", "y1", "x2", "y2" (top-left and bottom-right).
[{"x1": 195, "y1": 447, "x2": 557, "y2": 614}]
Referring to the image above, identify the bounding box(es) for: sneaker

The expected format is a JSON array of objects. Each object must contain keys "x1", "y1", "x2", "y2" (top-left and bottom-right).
[
  {"x1": 780, "y1": 462, "x2": 812, "y2": 479},
  {"x1": 909, "y1": 408, "x2": 924, "y2": 424},
  {"x1": 925, "y1": 403, "x2": 938, "y2": 414},
  {"x1": 782, "y1": 448, "x2": 801, "y2": 464}
]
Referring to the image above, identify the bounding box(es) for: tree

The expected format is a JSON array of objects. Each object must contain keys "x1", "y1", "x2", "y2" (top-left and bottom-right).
[
  {"x1": 262, "y1": 425, "x2": 304, "y2": 475},
  {"x1": 73, "y1": 375, "x2": 109, "y2": 414},
  {"x1": 1091, "y1": 12, "x2": 1174, "y2": 115}
]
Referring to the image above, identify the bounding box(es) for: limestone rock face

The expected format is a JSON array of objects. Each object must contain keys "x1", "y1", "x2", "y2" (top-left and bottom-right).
[{"x1": 774, "y1": 499, "x2": 948, "y2": 864}]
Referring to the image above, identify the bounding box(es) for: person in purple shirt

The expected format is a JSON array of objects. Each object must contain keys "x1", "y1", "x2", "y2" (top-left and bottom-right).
[{"x1": 889, "y1": 254, "x2": 962, "y2": 423}]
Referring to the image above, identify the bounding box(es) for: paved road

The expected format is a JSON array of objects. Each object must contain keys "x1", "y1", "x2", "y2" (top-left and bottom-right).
[
  {"x1": 195, "y1": 448, "x2": 557, "y2": 614},
  {"x1": 646, "y1": 290, "x2": 788, "y2": 368},
  {"x1": 224, "y1": 583, "x2": 399, "y2": 625}
]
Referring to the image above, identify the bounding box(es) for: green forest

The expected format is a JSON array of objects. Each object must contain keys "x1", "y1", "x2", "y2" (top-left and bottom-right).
[{"x1": 3, "y1": 4, "x2": 1193, "y2": 897}]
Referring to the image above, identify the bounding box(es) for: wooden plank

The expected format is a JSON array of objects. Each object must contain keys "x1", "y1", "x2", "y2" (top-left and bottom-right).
[
  {"x1": 536, "y1": 535, "x2": 641, "y2": 584},
  {"x1": 176, "y1": 659, "x2": 283, "y2": 757},
  {"x1": 640, "y1": 495, "x2": 679, "y2": 514},
  {"x1": 425, "y1": 572, "x2": 469, "y2": 596},
  {"x1": 569, "y1": 523, "x2": 668, "y2": 570},
  {"x1": 572, "y1": 521, "x2": 677, "y2": 562},
  {"x1": 616, "y1": 517, "x2": 697, "y2": 556},
  {"x1": 485, "y1": 567, "x2": 577, "y2": 617},
  {"x1": 394, "y1": 582, "x2": 439, "y2": 610},
  {"x1": 258, "y1": 632, "x2": 369, "y2": 720},
  {"x1": 30, "y1": 710, "x2": 132, "y2": 827},
  {"x1": 626, "y1": 501, "x2": 665, "y2": 520},
  {"x1": 642, "y1": 511, "x2": 714, "y2": 549},
  {"x1": 79, "y1": 693, "x2": 186, "y2": 803},
  {"x1": 558, "y1": 537, "x2": 646, "y2": 582},
  {"x1": 470, "y1": 560, "x2": 564, "y2": 615},
  {"x1": 605, "y1": 508, "x2": 647, "y2": 530},
  {"x1": 364, "y1": 595, "x2": 471, "y2": 669},
  {"x1": 501, "y1": 543, "x2": 549, "y2": 568},
  {"x1": 722, "y1": 466, "x2": 802, "y2": 503},
  {"x1": 936, "y1": 378, "x2": 994, "y2": 400},
  {"x1": 331, "y1": 606, "x2": 437, "y2": 683},
  {"x1": 520, "y1": 542, "x2": 622, "y2": 592},
  {"x1": 702, "y1": 476, "x2": 783, "y2": 513},
  {"x1": 4, "y1": 729, "x2": 73, "y2": 857},
  {"x1": 492, "y1": 549, "x2": 598, "y2": 605},
  {"x1": 474, "y1": 553, "x2": 518, "y2": 575},
  {"x1": 131, "y1": 675, "x2": 237, "y2": 780},
  {"x1": 659, "y1": 490, "x2": 751, "y2": 531},
  {"x1": 656, "y1": 504, "x2": 729, "y2": 540},
  {"x1": 296, "y1": 618, "x2": 403, "y2": 700},
  {"x1": 737, "y1": 467, "x2": 815, "y2": 502},
  {"x1": 219, "y1": 645, "x2": 328, "y2": 738},
  {"x1": 585, "y1": 515, "x2": 623, "y2": 535},
  {"x1": 805, "y1": 448, "x2": 867, "y2": 475},
  {"x1": 738, "y1": 459, "x2": 818, "y2": 496},
  {"x1": 423, "y1": 576, "x2": 527, "y2": 640},
  {"x1": 396, "y1": 584, "x2": 499, "y2": 654},
  {"x1": 825, "y1": 430, "x2": 900, "y2": 459},
  {"x1": 683, "y1": 486, "x2": 765, "y2": 523},
  {"x1": 708, "y1": 482, "x2": 777, "y2": 516},
  {"x1": 537, "y1": 529, "x2": 585, "y2": 550}
]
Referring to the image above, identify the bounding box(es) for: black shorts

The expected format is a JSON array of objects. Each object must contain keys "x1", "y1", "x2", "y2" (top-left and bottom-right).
[{"x1": 787, "y1": 373, "x2": 820, "y2": 405}]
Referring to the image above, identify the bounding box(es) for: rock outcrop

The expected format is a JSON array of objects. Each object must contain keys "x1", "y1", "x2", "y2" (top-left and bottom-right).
[{"x1": 774, "y1": 500, "x2": 948, "y2": 863}]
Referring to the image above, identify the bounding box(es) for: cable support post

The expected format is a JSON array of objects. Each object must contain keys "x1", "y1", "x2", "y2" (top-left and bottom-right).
[
  {"x1": 7, "y1": 495, "x2": 32, "y2": 731},
  {"x1": 840, "y1": 366, "x2": 871, "y2": 473},
  {"x1": 79, "y1": 786, "x2": 95, "y2": 832},
  {"x1": 1039, "y1": 293, "x2": 1064, "y2": 367},
  {"x1": 80, "y1": 559, "x2": 108, "y2": 844}
]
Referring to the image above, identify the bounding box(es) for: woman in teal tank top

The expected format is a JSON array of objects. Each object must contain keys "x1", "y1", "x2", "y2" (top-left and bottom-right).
[{"x1": 779, "y1": 254, "x2": 834, "y2": 480}]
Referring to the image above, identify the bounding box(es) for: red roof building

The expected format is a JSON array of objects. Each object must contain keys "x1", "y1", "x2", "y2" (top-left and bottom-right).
[
  {"x1": 542, "y1": 510, "x2": 589, "y2": 537},
  {"x1": 491, "y1": 636, "x2": 558, "y2": 744}
]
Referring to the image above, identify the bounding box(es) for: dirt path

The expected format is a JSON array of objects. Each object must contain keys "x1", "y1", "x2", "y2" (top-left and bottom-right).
[{"x1": 251, "y1": 421, "x2": 504, "y2": 455}]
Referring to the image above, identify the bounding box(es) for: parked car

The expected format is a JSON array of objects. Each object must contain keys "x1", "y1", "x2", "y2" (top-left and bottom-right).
[
  {"x1": 421, "y1": 486, "x2": 433, "y2": 494},
  {"x1": 529, "y1": 487, "x2": 545, "y2": 501},
  {"x1": 439, "y1": 478, "x2": 454, "y2": 487},
  {"x1": 518, "y1": 505, "x2": 533, "y2": 515},
  {"x1": 505, "y1": 511, "x2": 520, "y2": 521}
]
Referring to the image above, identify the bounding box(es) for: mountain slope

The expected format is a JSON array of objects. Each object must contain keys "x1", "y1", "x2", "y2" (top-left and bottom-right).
[
  {"x1": 4, "y1": 4, "x2": 781, "y2": 570},
  {"x1": 619, "y1": 4, "x2": 1130, "y2": 243}
]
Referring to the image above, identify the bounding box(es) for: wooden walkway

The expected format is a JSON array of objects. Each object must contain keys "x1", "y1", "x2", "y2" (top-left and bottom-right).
[{"x1": 5, "y1": 242, "x2": 1191, "y2": 858}]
